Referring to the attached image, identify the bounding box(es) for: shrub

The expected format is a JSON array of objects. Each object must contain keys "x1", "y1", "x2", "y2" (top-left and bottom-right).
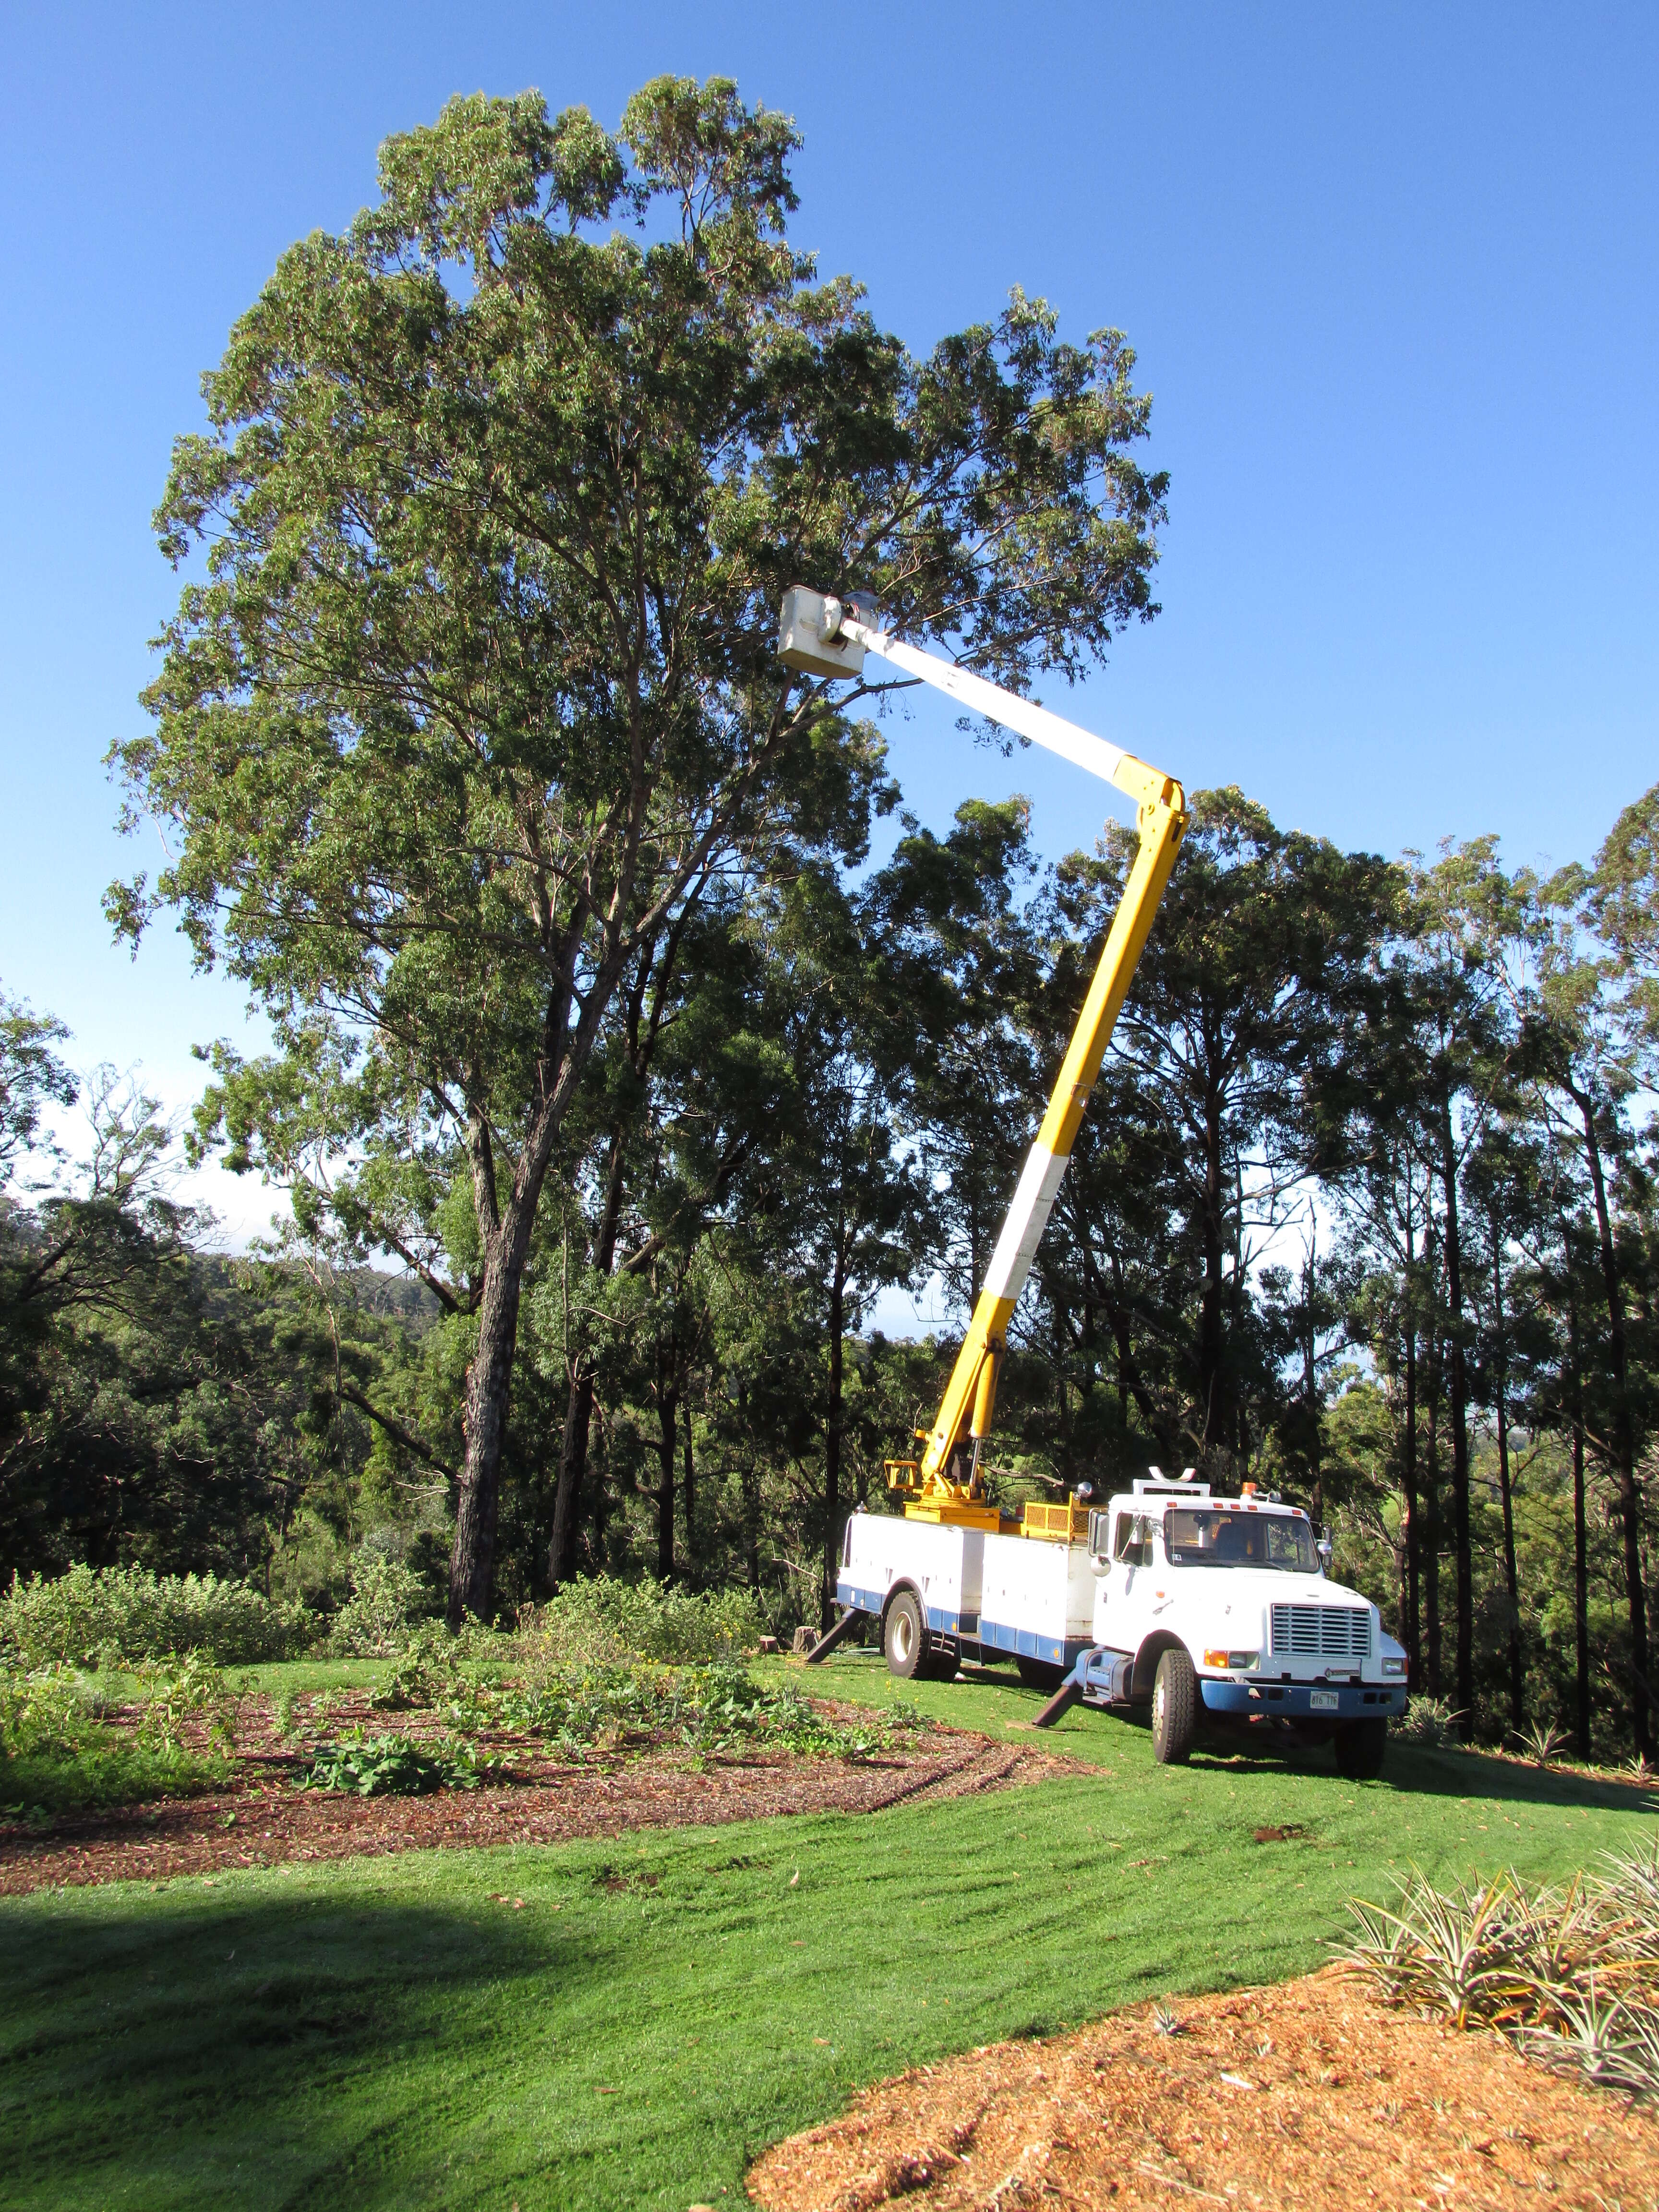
[
  {"x1": 520, "y1": 1576, "x2": 764, "y2": 1670},
  {"x1": 1513, "y1": 1718, "x2": 1569, "y2": 1767},
  {"x1": 1, "y1": 1563, "x2": 308, "y2": 1667},
  {"x1": 329, "y1": 1553, "x2": 429, "y2": 1658}
]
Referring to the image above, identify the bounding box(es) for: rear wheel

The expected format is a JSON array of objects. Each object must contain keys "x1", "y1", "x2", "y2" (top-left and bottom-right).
[
  {"x1": 883, "y1": 1589, "x2": 929, "y2": 1681},
  {"x1": 1152, "y1": 1647, "x2": 1198, "y2": 1764},
  {"x1": 1334, "y1": 1718, "x2": 1388, "y2": 1780},
  {"x1": 1016, "y1": 1656, "x2": 1067, "y2": 1693}
]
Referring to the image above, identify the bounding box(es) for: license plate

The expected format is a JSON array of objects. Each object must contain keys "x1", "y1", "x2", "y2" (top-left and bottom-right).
[{"x1": 1310, "y1": 1690, "x2": 1339, "y2": 1711}]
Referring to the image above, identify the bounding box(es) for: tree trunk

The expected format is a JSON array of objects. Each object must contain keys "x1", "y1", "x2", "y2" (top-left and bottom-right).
[
  {"x1": 1569, "y1": 1289, "x2": 1592, "y2": 1762},
  {"x1": 1438, "y1": 1102, "x2": 1475, "y2": 1739},
  {"x1": 656, "y1": 1360, "x2": 678, "y2": 1583},
  {"x1": 682, "y1": 1390, "x2": 697, "y2": 1586},
  {"x1": 738, "y1": 1382, "x2": 761, "y2": 1594},
  {"x1": 1490, "y1": 1220, "x2": 1524, "y2": 1738},
  {"x1": 1571, "y1": 1082, "x2": 1648, "y2": 1757},
  {"x1": 1111, "y1": 1252, "x2": 1130, "y2": 1437},
  {"x1": 823, "y1": 1226, "x2": 847, "y2": 1630},
  {"x1": 1197, "y1": 1089, "x2": 1226, "y2": 1449},
  {"x1": 1402, "y1": 1205, "x2": 1421, "y2": 1686},
  {"x1": 548, "y1": 1128, "x2": 629, "y2": 1588},
  {"x1": 449, "y1": 1175, "x2": 542, "y2": 1626},
  {"x1": 550, "y1": 1374, "x2": 597, "y2": 1587},
  {"x1": 1424, "y1": 1330, "x2": 1443, "y2": 1699},
  {"x1": 1303, "y1": 1238, "x2": 1322, "y2": 1526}
]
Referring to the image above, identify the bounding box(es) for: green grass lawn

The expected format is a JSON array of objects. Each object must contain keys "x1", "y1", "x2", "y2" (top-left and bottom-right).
[{"x1": 3, "y1": 1653, "x2": 1650, "y2": 2211}]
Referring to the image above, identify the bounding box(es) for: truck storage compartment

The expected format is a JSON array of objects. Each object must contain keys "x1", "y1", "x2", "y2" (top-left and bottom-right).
[
  {"x1": 838, "y1": 1514, "x2": 985, "y2": 1639},
  {"x1": 977, "y1": 1531, "x2": 1095, "y2": 1667}
]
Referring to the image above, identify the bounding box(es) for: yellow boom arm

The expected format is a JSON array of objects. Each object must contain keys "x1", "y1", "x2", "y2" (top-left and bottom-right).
[{"x1": 776, "y1": 589, "x2": 1188, "y2": 1532}]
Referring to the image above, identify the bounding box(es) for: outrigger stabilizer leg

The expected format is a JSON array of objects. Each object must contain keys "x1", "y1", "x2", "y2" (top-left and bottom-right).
[
  {"x1": 804, "y1": 1607, "x2": 868, "y2": 1666},
  {"x1": 1031, "y1": 1647, "x2": 1135, "y2": 1727}
]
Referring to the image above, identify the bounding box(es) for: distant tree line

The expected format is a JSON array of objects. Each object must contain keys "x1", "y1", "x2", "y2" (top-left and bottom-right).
[{"x1": 2, "y1": 80, "x2": 1654, "y2": 1760}]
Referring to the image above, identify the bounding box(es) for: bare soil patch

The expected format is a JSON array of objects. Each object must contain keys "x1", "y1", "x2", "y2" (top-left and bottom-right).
[
  {"x1": 747, "y1": 1964, "x2": 1659, "y2": 2212},
  {"x1": 0, "y1": 1696, "x2": 1081, "y2": 1893}
]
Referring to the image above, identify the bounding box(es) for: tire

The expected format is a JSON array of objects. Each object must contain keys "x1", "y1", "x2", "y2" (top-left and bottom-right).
[
  {"x1": 1016, "y1": 1656, "x2": 1067, "y2": 1693},
  {"x1": 1334, "y1": 1718, "x2": 1388, "y2": 1780},
  {"x1": 1151, "y1": 1647, "x2": 1198, "y2": 1765},
  {"x1": 883, "y1": 1588, "x2": 929, "y2": 1681}
]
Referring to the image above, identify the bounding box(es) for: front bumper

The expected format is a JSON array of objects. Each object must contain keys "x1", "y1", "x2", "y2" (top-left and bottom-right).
[{"x1": 1200, "y1": 1679, "x2": 1407, "y2": 1721}]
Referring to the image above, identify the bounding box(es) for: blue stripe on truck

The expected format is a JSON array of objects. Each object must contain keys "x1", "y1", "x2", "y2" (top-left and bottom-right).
[
  {"x1": 977, "y1": 1619, "x2": 1092, "y2": 1668},
  {"x1": 837, "y1": 1581, "x2": 885, "y2": 1616},
  {"x1": 834, "y1": 1582, "x2": 979, "y2": 1639}
]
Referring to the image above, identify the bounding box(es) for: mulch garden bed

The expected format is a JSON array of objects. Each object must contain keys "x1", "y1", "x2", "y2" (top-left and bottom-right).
[
  {"x1": 746, "y1": 1963, "x2": 1659, "y2": 2211},
  {"x1": 0, "y1": 1692, "x2": 1083, "y2": 1894}
]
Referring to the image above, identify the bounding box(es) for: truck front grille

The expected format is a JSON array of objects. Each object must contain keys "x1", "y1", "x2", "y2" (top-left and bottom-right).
[{"x1": 1269, "y1": 1603, "x2": 1371, "y2": 1660}]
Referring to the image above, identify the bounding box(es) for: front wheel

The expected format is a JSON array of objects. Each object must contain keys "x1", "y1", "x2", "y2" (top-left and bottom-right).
[
  {"x1": 1334, "y1": 1718, "x2": 1388, "y2": 1780},
  {"x1": 1152, "y1": 1647, "x2": 1198, "y2": 1764},
  {"x1": 883, "y1": 1589, "x2": 929, "y2": 1681}
]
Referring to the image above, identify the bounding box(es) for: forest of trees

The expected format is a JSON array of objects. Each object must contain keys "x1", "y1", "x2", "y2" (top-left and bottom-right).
[
  {"x1": 1, "y1": 80, "x2": 1655, "y2": 1762},
  {"x1": 4, "y1": 771, "x2": 1656, "y2": 1759}
]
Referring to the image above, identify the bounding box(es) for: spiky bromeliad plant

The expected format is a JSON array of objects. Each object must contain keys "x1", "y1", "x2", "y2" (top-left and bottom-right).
[{"x1": 1340, "y1": 1845, "x2": 1659, "y2": 2094}]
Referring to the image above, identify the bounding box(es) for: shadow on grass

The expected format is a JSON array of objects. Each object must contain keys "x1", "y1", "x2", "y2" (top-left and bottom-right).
[
  {"x1": 1179, "y1": 1732, "x2": 1659, "y2": 1815},
  {"x1": 0, "y1": 1884, "x2": 594, "y2": 2209},
  {"x1": 937, "y1": 1658, "x2": 1659, "y2": 1819}
]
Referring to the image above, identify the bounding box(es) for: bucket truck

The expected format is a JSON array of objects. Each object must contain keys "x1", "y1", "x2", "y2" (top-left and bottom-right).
[{"x1": 779, "y1": 589, "x2": 1407, "y2": 1778}]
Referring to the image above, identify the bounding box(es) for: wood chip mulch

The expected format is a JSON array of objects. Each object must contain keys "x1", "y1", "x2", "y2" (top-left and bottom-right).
[
  {"x1": 0, "y1": 1718, "x2": 1081, "y2": 1895},
  {"x1": 746, "y1": 1964, "x2": 1659, "y2": 2212}
]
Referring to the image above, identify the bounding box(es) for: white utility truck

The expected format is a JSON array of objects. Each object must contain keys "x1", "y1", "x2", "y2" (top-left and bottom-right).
[
  {"x1": 836, "y1": 1472, "x2": 1407, "y2": 1778},
  {"x1": 778, "y1": 587, "x2": 1407, "y2": 1780}
]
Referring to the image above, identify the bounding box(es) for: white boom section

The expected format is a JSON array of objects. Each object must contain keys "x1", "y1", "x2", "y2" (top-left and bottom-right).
[
  {"x1": 836, "y1": 613, "x2": 1132, "y2": 793},
  {"x1": 778, "y1": 584, "x2": 1187, "y2": 1502},
  {"x1": 836, "y1": 609, "x2": 1148, "y2": 1328}
]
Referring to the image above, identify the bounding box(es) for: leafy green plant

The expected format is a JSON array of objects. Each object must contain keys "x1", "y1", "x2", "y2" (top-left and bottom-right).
[
  {"x1": 472, "y1": 1653, "x2": 926, "y2": 1768},
  {"x1": 0, "y1": 1660, "x2": 92, "y2": 1762},
  {"x1": 132, "y1": 1652, "x2": 241, "y2": 1758},
  {"x1": 0, "y1": 1657, "x2": 224, "y2": 1814},
  {"x1": 300, "y1": 1730, "x2": 485, "y2": 1797},
  {"x1": 368, "y1": 1646, "x2": 445, "y2": 1712}
]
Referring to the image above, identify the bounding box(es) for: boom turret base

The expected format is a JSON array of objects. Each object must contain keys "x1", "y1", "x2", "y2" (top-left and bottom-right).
[{"x1": 902, "y1": 1497, "x2": 1012, "y2": 1532}]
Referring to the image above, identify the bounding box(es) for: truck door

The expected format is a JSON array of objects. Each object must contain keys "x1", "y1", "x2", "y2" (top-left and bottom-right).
[{"x1": 1104, "y1": 1507, "x2": 1160, "y2": 1656}]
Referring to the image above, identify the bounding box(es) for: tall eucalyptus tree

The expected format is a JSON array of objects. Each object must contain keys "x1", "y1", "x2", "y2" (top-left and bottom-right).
[{"x1": 112, "y1": 78, "x2": 1170, "y2": 1619}]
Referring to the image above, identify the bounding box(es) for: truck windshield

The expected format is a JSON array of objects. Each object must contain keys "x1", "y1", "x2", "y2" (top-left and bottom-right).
[{"x1": 1164, "y1": 1509, "x2": 1317, "y2": 1572}]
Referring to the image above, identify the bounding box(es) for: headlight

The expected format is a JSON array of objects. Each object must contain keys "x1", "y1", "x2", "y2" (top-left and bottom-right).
[
  {"x1": 1381, "y1": 1657, "x2": 1407, "y2": 1678},
  {"x1": 1203, "y1": 1649, "x2": 1259, "y2": 1670}
]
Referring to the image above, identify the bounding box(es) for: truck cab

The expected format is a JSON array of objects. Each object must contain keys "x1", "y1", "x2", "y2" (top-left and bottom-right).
[{"x1": 1077, "y1": 1475, "x2": 1407, "y2": 1776}]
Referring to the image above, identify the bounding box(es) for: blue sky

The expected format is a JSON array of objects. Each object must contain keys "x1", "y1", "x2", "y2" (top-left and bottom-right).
[{"x1": 2, "y1": 2, "x2": 1655, "y2": 1252}]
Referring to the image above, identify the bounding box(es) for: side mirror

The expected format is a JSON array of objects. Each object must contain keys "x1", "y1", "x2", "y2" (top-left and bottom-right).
[{"x1": 1317, "y1": 1536, "x2": 1334, "y2": 1566}]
